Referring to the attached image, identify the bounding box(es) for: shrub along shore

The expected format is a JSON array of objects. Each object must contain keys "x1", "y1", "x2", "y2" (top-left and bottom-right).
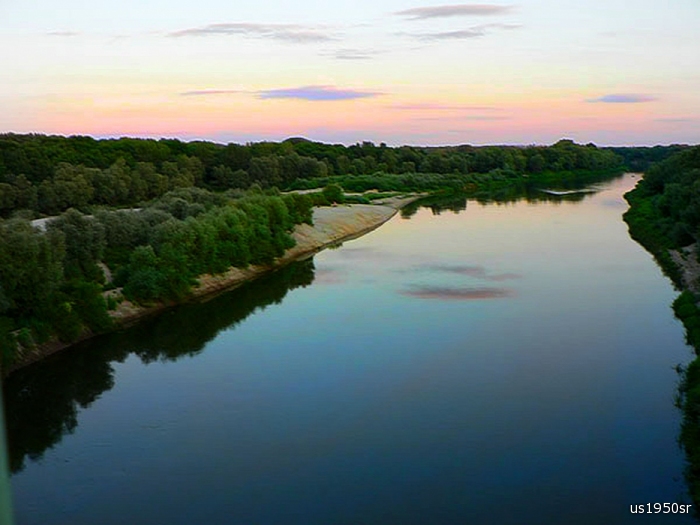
[
  {"x1": 621, "y1": 145, "x2": 700, "y2": 508},
  {"x1": 1, "y1": 194, "x2": 419, "y2": 375}
]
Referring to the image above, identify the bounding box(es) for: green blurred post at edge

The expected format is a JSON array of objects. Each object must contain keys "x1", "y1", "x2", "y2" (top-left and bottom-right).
[{"x1": 0, "y1": 387, "x2": 14, "y2": 525}]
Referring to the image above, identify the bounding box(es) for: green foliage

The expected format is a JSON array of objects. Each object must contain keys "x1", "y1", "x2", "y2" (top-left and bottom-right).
[
  {"x1": 623, "y1": 147, "x2": 700, "y2": 287},
  {"x1": 122, "y1": 246, "x2": 165, "y2": 303},
  {"x1": 0, "y1": 134, "x2": 628, "y2": 367},
  {"x1": 15, "y1": 328, "x2": 34, "y2": 350},
  {"x1": 609, "y1": 145, "x2": 688, "y2": 172},
  {"x1": 106, "y1": 295, "x2": 119, "y2": 311},
  {"x1": 308, "y1": 192, "x2": 330, "y2": 207},
  {"x1": 365, "y1": 192, "x2": 400, "y2": 201},
  {"x1": 64, "y1": 281, "x2": 112, "y2": 333},
  {"x1": 0, "y1": 316, "x2": 17, "y2": 368},
  {"x1": 322, "y1": 184, "x2": 345, "y2": 204},
  {"x1": 113, "y1": 192, "x2": 303, "y2": 304},
  {"x1": 624, "y1": 147, "x2": 700, "y2": 510},
  {"x1": 343, "y1": 195, "x2": 371, "y2": 204},
  {"x1": 674, "y1": 292, "x2": 700, "y2": 346},
  {"x1": 281, "y1": 193, "x2": 313, "y2": 225},
  {"x1": 0, "y1": 134, "x2": 624, "y2": 218},
  {"x1": 0, "y1": 219, "x2": 65, "y2": 322},
  {"x1": 47, "y1": 295, "x2": 83, "y2": 343},
  {"x1": 48, "y1": 209, "x2": 106, "y2": 282}
]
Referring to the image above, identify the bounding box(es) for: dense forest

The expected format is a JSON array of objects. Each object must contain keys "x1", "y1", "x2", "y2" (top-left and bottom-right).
[
  {"x1": 621, "y1": 146, "x2": 700, "y2": 507},
  {"x1": 0, "y1": 134, "x2": 630, "y2": 218},
  {"x1": 624, "y1": 147, "x2": 700, "y2": 283},
  {"x1": 0, "y1": 187, "x2": 316, "y2": 368},
  {"x1": 0, "y1": 133, "x2": 683, "y2": 370}
]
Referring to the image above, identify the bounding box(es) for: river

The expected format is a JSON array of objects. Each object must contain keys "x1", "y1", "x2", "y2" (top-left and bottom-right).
[{"x1": 3, "y1": 174, "x2": 695, "y2": 524}]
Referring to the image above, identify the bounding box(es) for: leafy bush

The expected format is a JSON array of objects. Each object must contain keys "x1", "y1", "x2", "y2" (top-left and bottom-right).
[{"x1": 322, "y1": 184, "x2": 345, "y2": 204}]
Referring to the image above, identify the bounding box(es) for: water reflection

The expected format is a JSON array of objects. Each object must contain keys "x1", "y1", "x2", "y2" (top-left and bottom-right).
[
  {"x1": 471, "y1": 185, "x2": 596, "y2": 206},
  {"x1": 401, "y1": 194, "x2": 468, "y2": 218},
  {"x1": 416, "y1": 264, "x2": 522, "y2": 282},
  {"x1": 4, "y1": 345, "x2": 116, "y2": 473},
  {"x1": 401, "y1": 181, "x2": 606, "y2": 219},
  {"x1": 3, "y1": 260, "x2": 316, "y2": 474},
  {"x1": 399, "y1": 284, "x2": 514, "y2": 300}
]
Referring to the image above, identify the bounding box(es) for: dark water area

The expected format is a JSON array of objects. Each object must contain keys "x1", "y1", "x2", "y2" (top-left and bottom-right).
[{"x1": 4, "y1": 174, "x2": 696, "y2": 524}]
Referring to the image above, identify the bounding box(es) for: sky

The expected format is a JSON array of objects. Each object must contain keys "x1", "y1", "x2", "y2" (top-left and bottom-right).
[{"x1": 1, "y1": 0, "x2": 699, "y2": 146}]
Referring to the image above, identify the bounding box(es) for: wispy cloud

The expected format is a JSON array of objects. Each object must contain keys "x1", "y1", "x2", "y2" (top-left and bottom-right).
[
  {"x1": 168, "y1": 23, "x2": 335, "y2": 43},
  {"x1": 257, "y1": 85, "x2": 381, "y2": 101},
  {"x1": 391, "y1": 103, "x2": 500, "y2": 111},
  {"x1": 412, "y1": 115, "x2": 510, "y2": 122},
  {"x1": 180, "y1": 89, "x2": 246, "y2": 96},
  {"x1": 654, "y1": 117, "x2": 700, "y2": 123},
  {"x1": 587, "y1": 93, "x2": 657, "y2": 103},
  {"x1": 400, "y1": 285, "x2": 514, "y2": 300},
  {"x1": 395, "y1": 4, "x2": 513, "y2": 20},
  {"x1": 179, "y1": 86, "x2": 381, "y2": 101},
  {"x1": 47, "y1": 31, "x2": 80, "y2": 37},
  {"x1": 402, "y1": 23, "x2": 520, "y2": 40},
  {"x1": 325, "y1": 48, "x2": 378, "y2": 60},
  {"x1": 462, "y1": 115, "x2": 511, "y2": 121}
]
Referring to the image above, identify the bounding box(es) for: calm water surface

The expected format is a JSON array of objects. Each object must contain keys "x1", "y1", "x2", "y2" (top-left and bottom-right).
[{"x1": 4, "y1": 174, "x2": 696, "y2": 524}]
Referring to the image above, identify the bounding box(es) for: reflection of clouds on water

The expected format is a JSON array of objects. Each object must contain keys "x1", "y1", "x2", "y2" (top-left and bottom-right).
[
  {"x1": 426, "y1": 264, "x2": 485, "y2": 277},
  {"x1": 313, "y1": 267, "x2": 345, "y2": 285},
  {"x1": 598, "y1": 198, "x2": 626, "y2": 208},
  {"x1": 593, "y1": 262, "x2": 636, "y2": 273},
  {"x1": 413, "y1": 264, "x2": 522, "y2": 282},
  {"x1": 400, "y1": 285, "x2": 514, "y2": 300},
  {"x1": 487, "y1": 272, "x2": 522, "y2": 281},
  {"x1": 335, "y1": 246, "x2": 382, "y2": 259}
]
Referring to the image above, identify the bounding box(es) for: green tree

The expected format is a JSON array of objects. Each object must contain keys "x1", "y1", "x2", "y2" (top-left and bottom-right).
[
  {"x1": 322, "y1": 184, "x2": 345, "y2": 204},
  {"x1": 122, "y1": 246, "x2": 165, "y2": 303},
  {"x1": 49, "y1": 209, "x2": 106, "y2": 282}
]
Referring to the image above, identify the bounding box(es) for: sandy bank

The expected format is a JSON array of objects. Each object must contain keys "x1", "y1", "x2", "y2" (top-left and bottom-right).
[
  {"x1": 5, "y1": 196, "x2": 422, "y2": 374},
  {"x1": 670, "y1": 243, "x2": 700, "y2": 293}
]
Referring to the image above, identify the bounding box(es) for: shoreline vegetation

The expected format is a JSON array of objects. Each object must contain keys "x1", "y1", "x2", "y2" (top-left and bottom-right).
[
  {"x1": 621, "y1": 145, "x2": 700, "y2": 508},
  {"x1": 3, "y1": 196, "x2": 420, "y2": 374},
  {"x1": 0, "y1": 134, "x2": 682, "y2": 375}
]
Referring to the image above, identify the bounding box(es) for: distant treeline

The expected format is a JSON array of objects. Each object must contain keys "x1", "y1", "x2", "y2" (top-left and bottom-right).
[
  {"x1": 621, "y1": 145, "x2": 700, "y2": 508},
  {"x1": 610, "y1": 145, "x2": 690, "y2": 173},
  {"x1": 0, "y1": 187, "x2": 314, "y2": 367},
  {"x1": 0, "y1": 134, "x2": 631, "y2": 217},
  {"x1": 623, "y1": 146, "x2": 700, "y2": 282}
]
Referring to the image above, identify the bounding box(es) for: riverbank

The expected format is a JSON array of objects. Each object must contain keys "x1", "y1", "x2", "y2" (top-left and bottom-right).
[
  {"x1": 3, "y1": 195, "x2": 423, "y2": 375},
  {"x1": 622, "y1": 175, "x2": 700, "y2": 509},
  {"x1": 110, "y1": 199, "x2": 412, "y2": 324}
]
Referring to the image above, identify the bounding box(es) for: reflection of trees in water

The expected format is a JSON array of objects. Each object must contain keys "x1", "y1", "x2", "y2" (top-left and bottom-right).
[
  {"x1": 400, "y1": 184, "x2": 599, "y2": 219},
  {"x1": 475, "y1": 185, "x2": 593, "y2": 205},
  {"x1": 3, "y1": 259, "x2": 316, "y2": 474},
  {"x1": 3, "y1": 347, "x2": 117, "y2": 473},
  {"x1": 124, "y1": 259, "x2": 315, "y2": 363},
  {"x1": 401, "y1": 194, "x2": 468, "y2": 218}
]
